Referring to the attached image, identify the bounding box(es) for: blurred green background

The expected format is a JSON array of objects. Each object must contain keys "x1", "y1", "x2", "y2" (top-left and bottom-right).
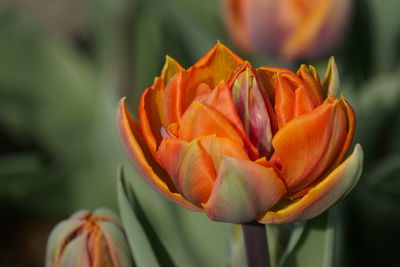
[{"x1": 1, "y1": 0, "x2": 400, "y2": 266}]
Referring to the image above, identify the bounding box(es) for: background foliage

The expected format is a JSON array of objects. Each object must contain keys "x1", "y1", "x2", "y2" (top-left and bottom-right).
[{"x1": 1, "y1": 0, "x2": 399, "y2": 266}]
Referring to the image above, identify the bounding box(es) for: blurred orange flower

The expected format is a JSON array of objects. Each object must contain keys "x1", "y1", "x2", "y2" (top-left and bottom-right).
[
  {"x1": 223, "y1": 0, "x2": 352, "y2": 60},
  {"x1": 118, "y1": 43, "x2": 362, "y2": 224},
  {"x1": 46, "y1": 208, "x2": 132, "y2": 267}
]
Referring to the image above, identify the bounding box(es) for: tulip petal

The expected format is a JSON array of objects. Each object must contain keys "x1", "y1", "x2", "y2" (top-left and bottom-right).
[
  {"x1": 46, "y1": 220, "x2": 86, "y2": 267},
  {"x1": 179, "y1": 101, "x2": 244, "y2": 146},
  {"x1": 259, "y1": 144, "x2": 363, "y2": 224},
  {"x1": 118, "y1": 98, "x2": 200, "y2": 211},
  {"x1": 257, "y1": 66, "x2": 292, "y2": 98},
  {"x1": 198, "y1": 134, "x2": 249, "y2": 172},
  {"x1": 321, "y1": 57, "x2": 340, "y2": 97},
  {"x1": 59, "y1": 232, "x2": 91, "y2": 267},
  {"x1": 98, "y1": 221, "x2": 133, "y2": 267},
  {"x1": 90, "y1": 231, "x2": 115, "y2": 267},
  {"x1": 161, "y1": 69, "x2": 187, "y2": 126},
  {"x1": 161, "y1": 56, "x2": 182, "y2": 83},
  {"x1": 272, "y1": 100, "x2": 347, "y2": 192},
  {"x1": 329, "y1": 96, "x2": 355, "y2": 170},
  {"x1": 139, "y1": 77, "x2": 165, "y2": 164},
  {"x1": 232, "y1": 65, "x2": 276, "y2": 157},
  {"x1": 184, "y1": 42, "x2": 244, "y2": 107},
  {"x1": 294, "y1": 87, "x2": 314, "y2": 117},
  {"x1": 297, "y1": 64, "x2": 323, "y2": 105},
  {"x1": 158, "y1": 137, "x2": 216, "y2": 206},
  {"x1": 202, "y1": 80, "x2": 259, "y2": 159},
  {"x1": 204, "y1": 156, "x2": 287, "y2": 223},
  {"x1": 274, "y1": 74, "x2": 295, "y2": 128}
]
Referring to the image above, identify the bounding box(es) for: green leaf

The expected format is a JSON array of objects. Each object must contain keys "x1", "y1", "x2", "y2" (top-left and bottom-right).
[
  {"x1": 117, "y1": 166, "x2": 176, "y2": 267},
  {"x1": 279, "y1": 208, "x2": 342, "y2": 267},
  {"x1": 277, "y1": 222, "x2": 306, "y2": 267}
]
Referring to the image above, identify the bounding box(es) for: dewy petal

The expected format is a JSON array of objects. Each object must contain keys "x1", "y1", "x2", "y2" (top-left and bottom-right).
[
  {"x1": 179, "y1": 101, "x2": 244, "y2": 146},
  {"x1": 158, "y1": 137, "x2": 216, "y2": 206},
  {"x1": 161, "y1": 56, "x2": 182, "y2": 84},
  {"x1": 259, "y1": 144, "x2": 363, "y2": 224},
  {"x1": 204, "y1": 156, "x2": 287, "y2": 223},
  {"x1": 139, "y1": 77, "x2": 165, "y2": 164},
  {"x1": 272, "y1": 100, "x2": 346, "y2": 193},
  {"x1": 118, "y1": 98, "x2": 200, "y2": 211}
]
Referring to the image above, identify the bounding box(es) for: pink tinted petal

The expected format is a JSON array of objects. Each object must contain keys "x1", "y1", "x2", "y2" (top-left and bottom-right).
[{"x1": 204, "y1": 156, "x2": 286, "y2": 223}]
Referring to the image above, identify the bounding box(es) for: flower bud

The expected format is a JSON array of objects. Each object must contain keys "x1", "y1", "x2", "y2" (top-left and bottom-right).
[{"x1": 46, "y1": 208, "x2": 133, "y2": 267}]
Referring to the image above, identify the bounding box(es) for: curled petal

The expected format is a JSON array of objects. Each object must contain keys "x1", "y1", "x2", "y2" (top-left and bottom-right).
[
  {"x1": 329, "y1": 96, "x2": 355, "y2": 170},
  {"x1": 272, "y1": 100, "x2": 347, "y2": 193},
  {"x1": 204, "y1": 156, "x2": 287, "y2": 223},
  {"x1": 158, "y1": 138, "x2": 216, "y2": 206},
  {"x1": 118, "y1": 98, "x2": 200, "y2": 211},
  {"x1": 259, "y1": 144, "x2": 363, "y2": 224},
  {"x1": 139, "y1": 78, "x2": 165, "y2": 164}
]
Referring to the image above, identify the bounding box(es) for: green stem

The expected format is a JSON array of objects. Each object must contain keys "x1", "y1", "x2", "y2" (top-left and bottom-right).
[{"x1": 242, "y1": 222, "x2": 271, "y2": 267}]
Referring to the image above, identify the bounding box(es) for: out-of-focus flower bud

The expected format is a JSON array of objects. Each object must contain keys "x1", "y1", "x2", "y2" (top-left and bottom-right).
[
  {"x1": 223, "y1": 0, "x2": 352, "y2": 60},
  {"x1": 45, "y1": 208, "x2": 133, "y2": 267}
]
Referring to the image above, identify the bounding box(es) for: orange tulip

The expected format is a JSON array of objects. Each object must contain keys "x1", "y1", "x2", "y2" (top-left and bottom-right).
[
  {"x1": 223, "y1": 0, "x2": 352, "y2": 60},
  {"x1": 118, "y1": 43, "x2": 363, "y2": 224}
]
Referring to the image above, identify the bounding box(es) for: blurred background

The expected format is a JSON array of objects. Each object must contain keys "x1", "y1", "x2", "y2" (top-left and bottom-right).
[{"x1": 0, "y1": 0, "x2": 400, "y2": 266}]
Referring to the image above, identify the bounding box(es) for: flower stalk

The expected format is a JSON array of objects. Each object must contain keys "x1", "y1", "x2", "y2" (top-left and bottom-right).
[{"x1": 242, "y1": 222, "x2": 270, "y2": 267}]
